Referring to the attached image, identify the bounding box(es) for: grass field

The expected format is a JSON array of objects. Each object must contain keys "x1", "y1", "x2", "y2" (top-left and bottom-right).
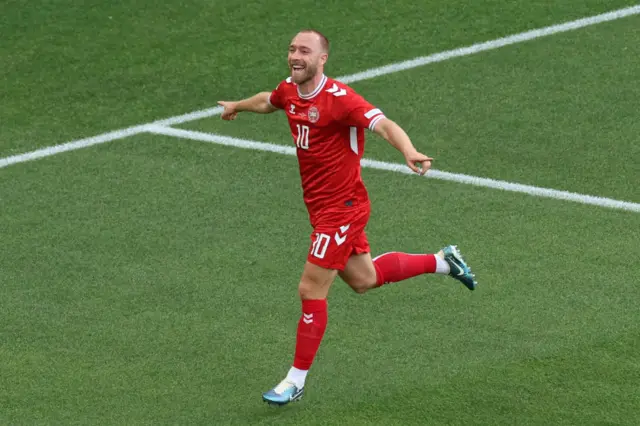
[{"x1": 2, "y1": 1, "x2": 640, "y2": 425}]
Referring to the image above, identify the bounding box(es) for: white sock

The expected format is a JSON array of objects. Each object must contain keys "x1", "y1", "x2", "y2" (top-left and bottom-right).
[
  {"x1": 286, "y1": 366, "x2": 308, "y2": 389},
  {"x1": 435, "y1": 255, "x2": 450, "y2": 274}
]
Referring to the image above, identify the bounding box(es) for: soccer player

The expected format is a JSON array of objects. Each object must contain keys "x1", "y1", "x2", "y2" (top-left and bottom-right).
[{"x1": 217, "y1": 29, "x2": 477, "y2": 406}]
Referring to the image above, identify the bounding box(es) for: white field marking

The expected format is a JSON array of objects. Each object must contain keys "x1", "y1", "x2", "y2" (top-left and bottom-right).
[
  {"x1": 0, "y1": 126, "x2": 147, "y2": 169},
  {"x1": 154, "y1": 4, "x2": 640, "y2": 125},
  {"x1": 145, "y1": 125, "x2": 640, "y2": 213},
  {"x1": 152, "y1": 106, "x2": 224, "y2": 127},
  {"x1": 145, "y1": 124, "x2": 296, "y2": 156},
  {"x1": 338, "y1": 5, "x2": 640, "y2": 84},
  {"x1": 1, "y1": 5, "x2": 639, "y2": 169}
]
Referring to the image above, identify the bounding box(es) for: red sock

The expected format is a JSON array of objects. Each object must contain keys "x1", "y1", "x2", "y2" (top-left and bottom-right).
[
  {"x1": 292, "y1": 299, "x2": 328, "y2": 370},
  {"x1": 373, "y1": 252, "x2": 437, "y2": 286}
]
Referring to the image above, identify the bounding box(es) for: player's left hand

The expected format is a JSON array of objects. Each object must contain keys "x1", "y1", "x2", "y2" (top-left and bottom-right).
[{"x1": 404, "y1": 151, "x2": 433, "y2": 176}]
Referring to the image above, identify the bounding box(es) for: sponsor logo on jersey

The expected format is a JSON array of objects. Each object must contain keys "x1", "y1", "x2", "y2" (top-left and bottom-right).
[{"x1": 308, "y1": 106, "x2": 320, "y2": 123}]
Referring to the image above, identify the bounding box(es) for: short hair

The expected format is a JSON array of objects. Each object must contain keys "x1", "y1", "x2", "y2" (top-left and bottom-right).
[{"x1": 298, "y1": 29, "x2": 330, "y2": 53}]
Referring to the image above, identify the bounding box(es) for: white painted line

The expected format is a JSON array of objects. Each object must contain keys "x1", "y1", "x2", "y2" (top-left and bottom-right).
[
  {"x1": 2, "y1": 5, "x2": 639, "y2": 169},
  {"x1": 0, "y1": 126, "x2": 146, "y2": 169},
  {"x1": 361, "y1": 158, "x2": 640, "y2": 213},
  {"x1": 145, "y1": 125, "x2": 640, "y2": 213},
  {"x1": 338, "y1": 5, "x2": 640, "y2": 84},
  {"x1": 146, "y1": 124, "x2": 296, "y2": 156},
  {"x1": 152, "y1": 4, "x2": 640, "y2": 125},
  {"x1": 152, "y1": 106, "x2": 224, "y2": 127}
]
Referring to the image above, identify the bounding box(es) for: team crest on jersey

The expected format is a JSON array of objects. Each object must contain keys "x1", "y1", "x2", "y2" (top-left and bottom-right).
[{"x1": 308, "y1": 106, "x2": 320, "y2": 123}]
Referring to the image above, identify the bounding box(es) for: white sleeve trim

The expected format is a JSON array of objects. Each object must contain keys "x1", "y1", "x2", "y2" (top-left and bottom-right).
[
  {"x1": 365, "y1": 108, "x2": 382, "y2": 119},
  {"x1": 369, "y1": 114, "x2": 386, "y2": 131},
  {"x1": 266, "y1": 93, "x2": 273, "y2": 106}
]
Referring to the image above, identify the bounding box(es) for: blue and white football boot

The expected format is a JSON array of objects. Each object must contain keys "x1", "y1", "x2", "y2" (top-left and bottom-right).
[
  {"x1": 262, "y1": 379, "x2": 304, "y2": 406},
  {"x1": 441, "y1": 245, "x2": 477, "y2": 290}
]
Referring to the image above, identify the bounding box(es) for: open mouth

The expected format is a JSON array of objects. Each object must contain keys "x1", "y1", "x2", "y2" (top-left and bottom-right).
[{"x1": 291, "y1": 64, "x2": 305, "y2": 72}]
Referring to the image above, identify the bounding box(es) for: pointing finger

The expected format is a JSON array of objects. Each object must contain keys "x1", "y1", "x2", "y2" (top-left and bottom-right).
[{"x1": 406, "y1": 160, "x2": 420, "y2": 174}]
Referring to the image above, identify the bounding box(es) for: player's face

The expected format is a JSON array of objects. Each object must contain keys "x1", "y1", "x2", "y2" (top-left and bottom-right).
[{"x1": 288, "y1": 33, "x2": 327, "y2": 85}]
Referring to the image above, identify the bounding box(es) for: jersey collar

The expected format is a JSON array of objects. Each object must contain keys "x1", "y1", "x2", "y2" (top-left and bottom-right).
[{"x1": 297, "y1": 74, "x2": 327, "y2": 100}]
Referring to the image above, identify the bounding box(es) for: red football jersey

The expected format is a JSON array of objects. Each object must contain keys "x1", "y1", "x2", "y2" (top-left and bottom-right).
[{"x1": 267, "y1": 74, "x2": 386, "y2": 224}]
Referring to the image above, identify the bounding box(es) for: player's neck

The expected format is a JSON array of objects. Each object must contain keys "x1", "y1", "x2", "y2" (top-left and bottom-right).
[{"x1": 298, "y1": 73, "x2": 326, "y2": 97}]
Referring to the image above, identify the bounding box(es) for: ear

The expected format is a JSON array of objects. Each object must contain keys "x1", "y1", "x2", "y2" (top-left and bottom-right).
[{"x1": 320, "y1": 53, "x2": 328, "y2": 65}]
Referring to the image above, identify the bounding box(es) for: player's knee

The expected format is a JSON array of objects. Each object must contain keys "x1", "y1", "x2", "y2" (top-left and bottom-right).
[
  {"x1": 298, "y1": 278, "x2": 330, "y2": 300},
  {"x1": 298, "y1": 280, "x2": 312, "y2": 299},
  {"x1": 345, "y1": 276, "x2": 376, "y2": 294},
  {"x1": 351, "y1": 283, "x2": 369, "y2": 294}
]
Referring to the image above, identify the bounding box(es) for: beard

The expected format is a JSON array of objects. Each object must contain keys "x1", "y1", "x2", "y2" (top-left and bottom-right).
[{"x1": 290, "y1": 62, "x2": 318, "y2": 85}]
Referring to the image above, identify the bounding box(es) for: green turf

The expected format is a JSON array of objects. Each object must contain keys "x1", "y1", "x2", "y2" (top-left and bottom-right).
[
  {"x1": 2, "y1": 1, "x2": 640, "y2": 424},
  {"x1": 1, "y1": 0, "x2": 637, "y2": 156},
  {"x1": 1, "y1": 135, "x2": 639, "y2": 425},
  {"x1": 183, "y1": 16, "x2": 640, "y2": 203}
]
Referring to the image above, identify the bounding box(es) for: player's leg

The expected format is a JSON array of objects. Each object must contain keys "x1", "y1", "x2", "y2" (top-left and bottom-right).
[
  {"x1": 262, "y1": 232, "x2": 341, "y2": 406},
  {"x1": 340, "y1": 249, "x2": 448, "y2": 293},
  {"x1": 340, "y1": 233, "x2": 477, "y2": 292},
  {"x1": 338, "y1": 252, "x2": 376, "y2": 293},
  {"x1": 289, "y1": 261, "x2": 337, "y2": 390}
]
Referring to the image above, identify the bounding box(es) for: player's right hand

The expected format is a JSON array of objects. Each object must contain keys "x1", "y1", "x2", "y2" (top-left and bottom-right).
[{"x1": 217, "y1": 101, "x2": 239, "y2": 120}]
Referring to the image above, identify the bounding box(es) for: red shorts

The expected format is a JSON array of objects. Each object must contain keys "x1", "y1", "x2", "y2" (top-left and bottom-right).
[{"x1": 307, "y1": 207, "x2": 371, "y2": 270}]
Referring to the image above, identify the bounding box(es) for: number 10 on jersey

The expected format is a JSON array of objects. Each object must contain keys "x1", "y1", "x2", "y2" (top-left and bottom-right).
[{"x1": 296, "y1": 124, "x2": 310, "y2": 150}]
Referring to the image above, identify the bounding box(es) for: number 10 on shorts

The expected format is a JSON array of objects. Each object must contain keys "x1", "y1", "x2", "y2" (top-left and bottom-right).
[{"x1": 310, "y1": 233, "x2": 330, "y2": 259}]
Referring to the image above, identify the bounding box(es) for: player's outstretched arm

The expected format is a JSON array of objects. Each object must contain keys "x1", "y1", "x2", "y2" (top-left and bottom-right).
[
  {"x1": 217, "y1": 92, "x2": 278, "y2": 120},
  {"x1": 373, "y1": 118, "x2": 433, "y2": 176}
]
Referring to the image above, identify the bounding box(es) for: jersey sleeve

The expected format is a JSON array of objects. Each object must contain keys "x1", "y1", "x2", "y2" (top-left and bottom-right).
[
  {"x1": 333, "y1": 89, "x2": 386, "y2": 131},
  {"x1": 266, "y1": 78, "x2": 290, "y2": 110}
]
